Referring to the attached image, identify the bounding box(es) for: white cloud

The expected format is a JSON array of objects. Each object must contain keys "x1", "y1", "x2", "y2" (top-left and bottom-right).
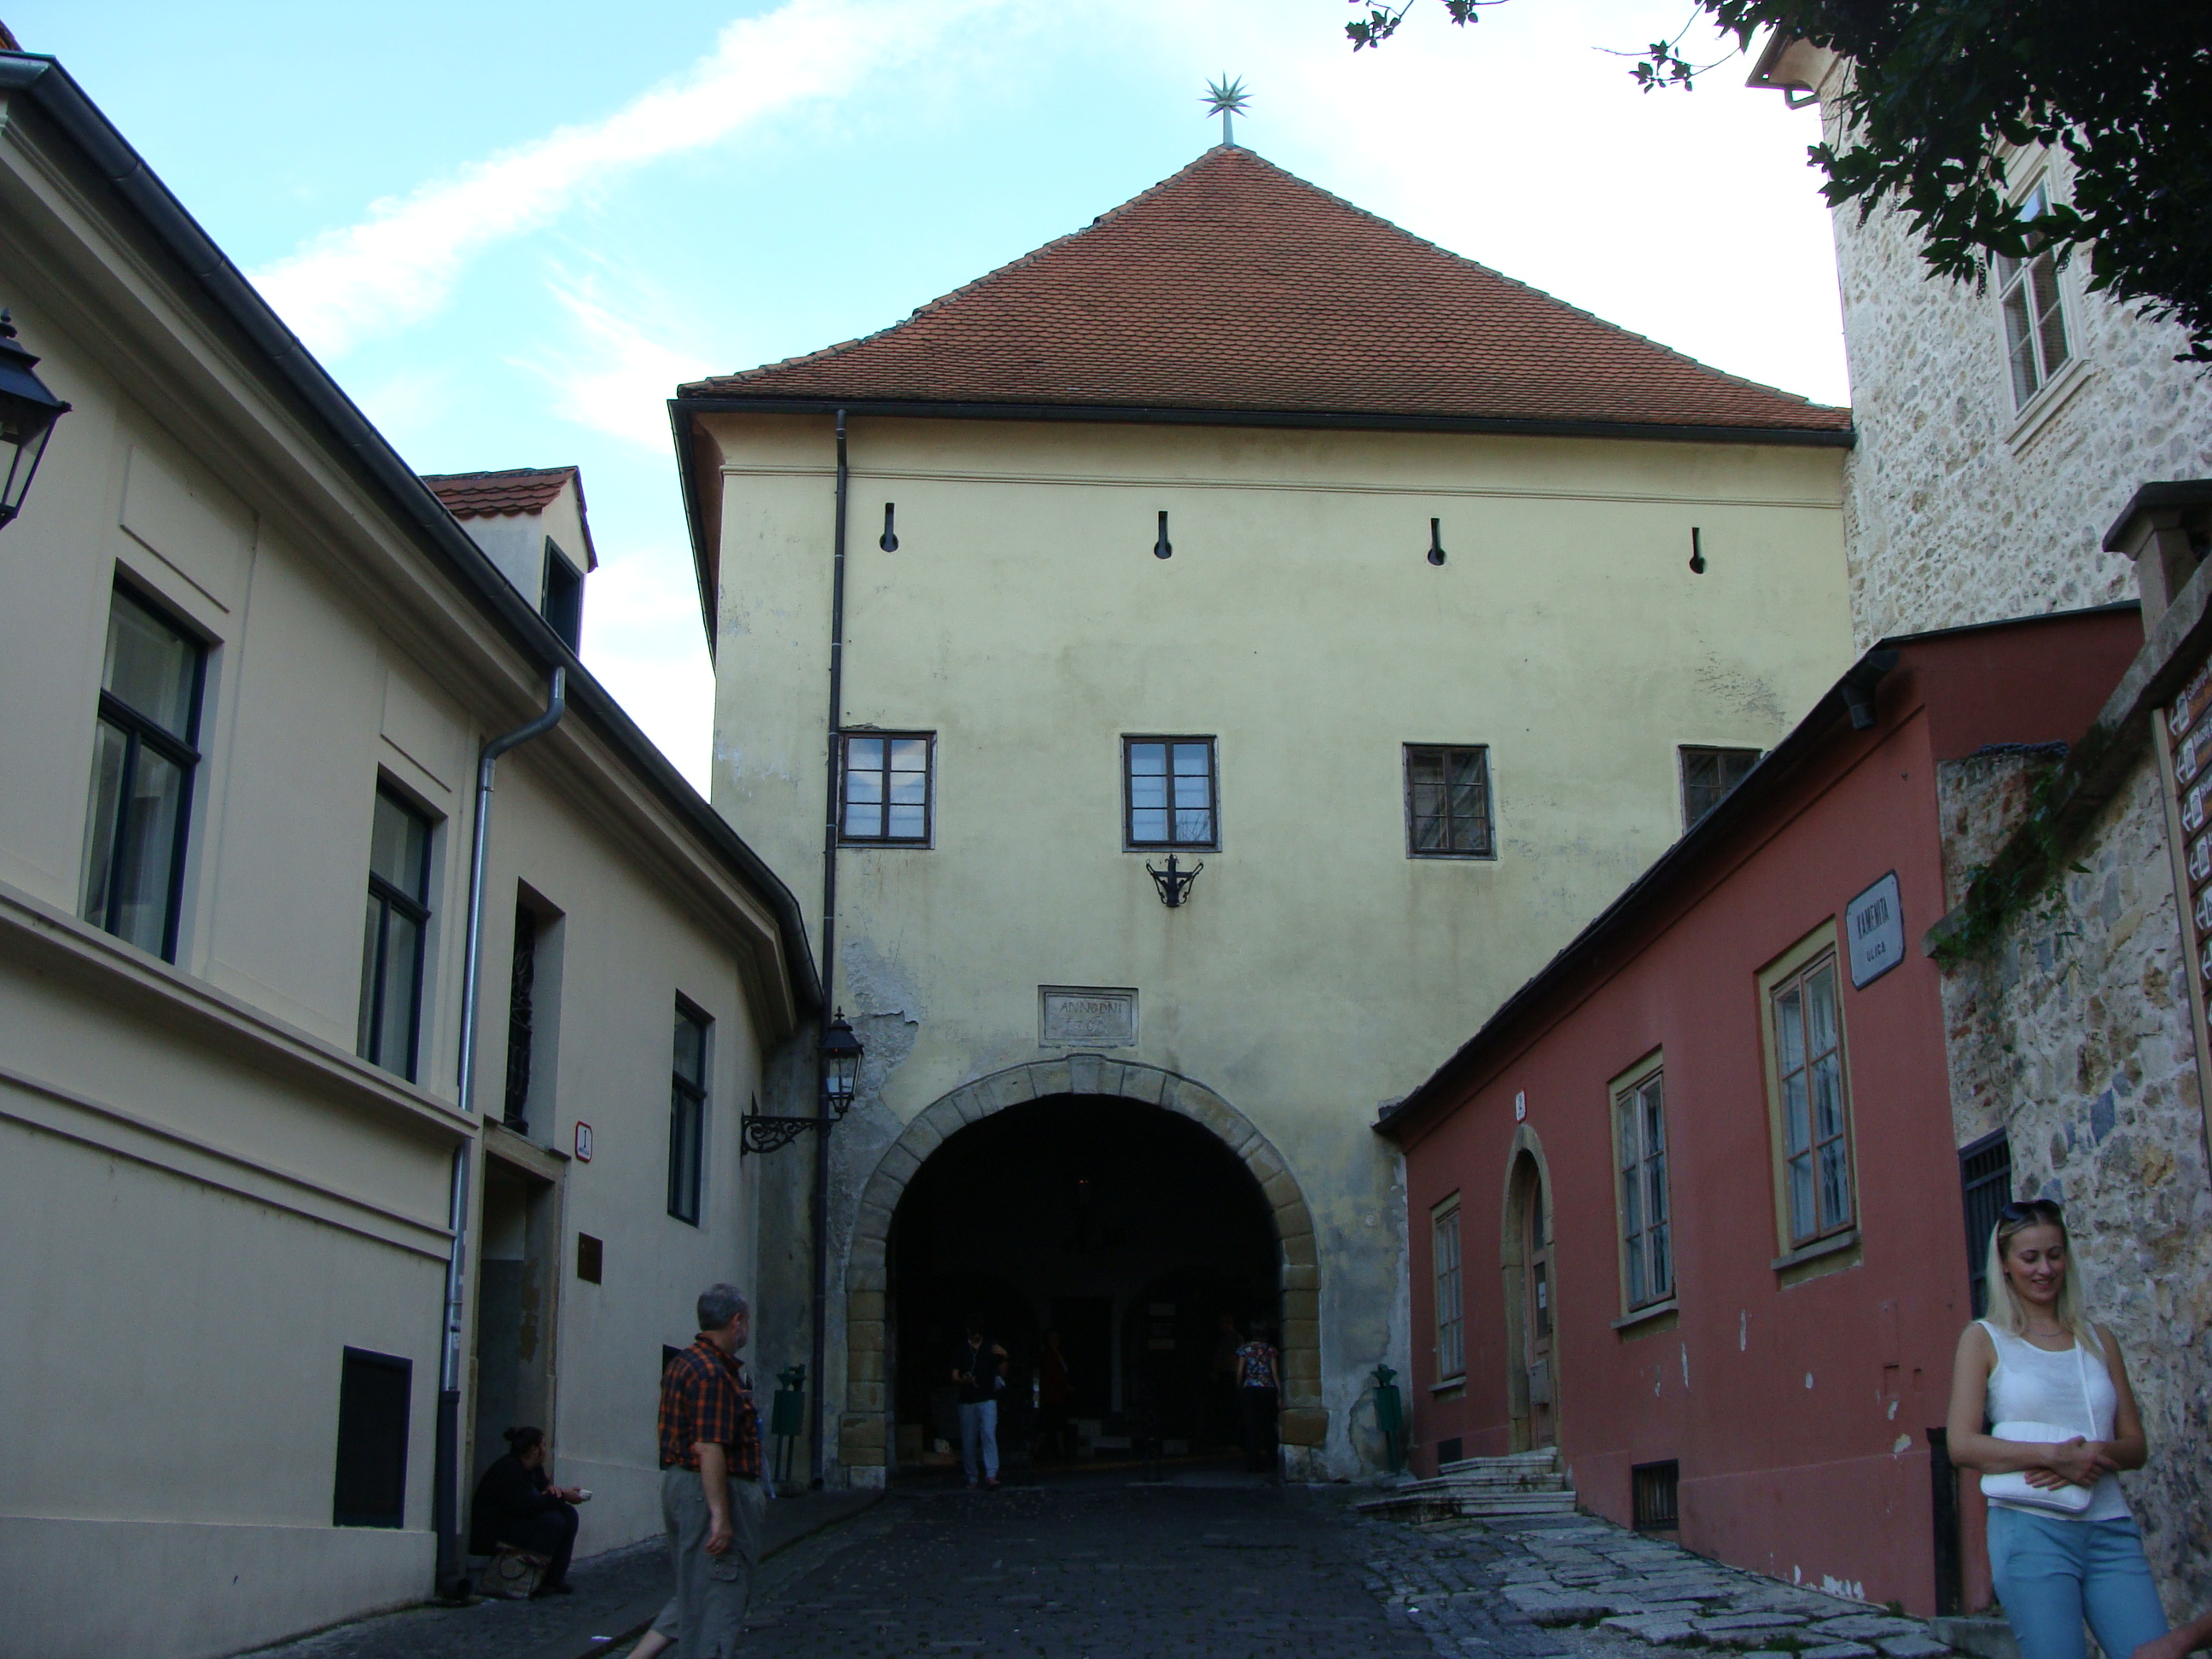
[
  {"x1": 250, "y1": 0, "x2": 999, "y2": 358},
  {"x1": 520, "y1": 264, "x2": 712, "y2": 449}
]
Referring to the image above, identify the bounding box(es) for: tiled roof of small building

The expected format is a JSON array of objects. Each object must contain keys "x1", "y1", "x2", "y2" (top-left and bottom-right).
[
  {"x1": 683, "y1": 146, "x2": 1849, "y2": 436},
  {"x1": 422, "y1": 466, "x2": 579, "y2": 519}
]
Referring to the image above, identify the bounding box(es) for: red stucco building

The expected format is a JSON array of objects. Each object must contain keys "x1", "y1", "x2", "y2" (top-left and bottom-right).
[{"x1": 1379, "y1": 605, "x2": 2143, "y2": 1614}]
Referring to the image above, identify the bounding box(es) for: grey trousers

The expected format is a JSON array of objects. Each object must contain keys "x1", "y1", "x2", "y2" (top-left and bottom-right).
[{"x1": 652, "y1": 1467, "x2": 765, "y2": 1657}]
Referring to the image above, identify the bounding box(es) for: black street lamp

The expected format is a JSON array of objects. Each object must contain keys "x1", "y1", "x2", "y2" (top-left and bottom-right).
[
  {"x1": 0, "y1": 311, "x2": 72, "y2": 531},
  {"x1": 819, "y1": 1009, "x2": 863, "y2": 1118},
  {"x1": 742, "y1": 1008, "x2": 866, "y2": 1155}
]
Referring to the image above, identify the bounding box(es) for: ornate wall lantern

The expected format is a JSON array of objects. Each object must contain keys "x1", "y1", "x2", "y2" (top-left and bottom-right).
[
  {"x1": 0, "y1": 311, "x2": 72, "y2": 531},
  {"x1": 742, "y1": 1009, "x2": 866, "y2": 1155},
  {"x1": 1147, "y1": 853, "x2": 1203, "y2": 907}
]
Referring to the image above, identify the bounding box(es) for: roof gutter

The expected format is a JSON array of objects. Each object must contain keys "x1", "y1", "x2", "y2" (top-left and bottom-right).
[
  {"x1": 1, "y1": 51, "x2": 820, "y2": 1014},
  {"x1": 1374, "y1": 642, "x2": 1901, "y2": 1144},
  {"x1": 672, "y1": 392, "x2": 1855, "y2": 449}
]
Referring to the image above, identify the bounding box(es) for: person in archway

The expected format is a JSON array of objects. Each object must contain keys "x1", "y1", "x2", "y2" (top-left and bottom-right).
[
  {"x1": 1208, "y1": 1313, "x2": 1243, "y2": 1451},
  {"x1": 1036, "y1": 1329, "x2": 1073, "y2": 1463},
  {"x1": 952, "y1": 1314, "x2": 1007, "y2": 1489},
  {"x1": 1236, "y1": 1320, "x2": 1281, "y2": 1476},
  {"x1": 468, "y1": 1424, "x2": 584, "y2": 1597}
]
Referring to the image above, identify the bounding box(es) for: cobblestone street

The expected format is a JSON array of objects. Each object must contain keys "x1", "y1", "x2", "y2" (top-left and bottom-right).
[
  {"x1": 245, "y1": 1473, "x2": 1971, "y2": 1659},
  {"x1": 727, "y1": 1472, "x2": 1432, "y2": 1658}
]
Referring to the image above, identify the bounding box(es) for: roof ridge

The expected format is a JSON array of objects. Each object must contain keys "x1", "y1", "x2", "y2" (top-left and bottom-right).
[
  {"x1": 420, "y1": 463, "x2": 580, "y2": 482},
  {"x1": 687, "y1": 148, "x2": 1232, "y2": 396},
  {"x1": 680, "y1": 144, "x2": 1849, "y2": 430},
  {"x1": 1214, "y1": 148, "x2": 1834, "y2": 414}
]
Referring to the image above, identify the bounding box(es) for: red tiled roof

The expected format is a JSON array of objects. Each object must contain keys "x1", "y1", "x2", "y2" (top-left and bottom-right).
[
  {"x1": 422, "y1": 466, "x2": 578, "y2": 519},
  {"x1": 683, "y1": 146, "x2": 1849, "y2": 436}
]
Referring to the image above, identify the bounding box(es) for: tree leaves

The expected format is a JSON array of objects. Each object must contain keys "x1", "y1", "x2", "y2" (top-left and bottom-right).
[{"x1": 1345, "y1": 0, "x2": 2212, "y2": 362}]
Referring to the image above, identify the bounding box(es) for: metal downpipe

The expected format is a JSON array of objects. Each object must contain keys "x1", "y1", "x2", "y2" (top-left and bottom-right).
[
  {"x1": 811, "y1": 410, "x2": 848, "y2": 1488},
  {"x1": 433, "y1": 665, "x2": 567, "y2": 1598}
]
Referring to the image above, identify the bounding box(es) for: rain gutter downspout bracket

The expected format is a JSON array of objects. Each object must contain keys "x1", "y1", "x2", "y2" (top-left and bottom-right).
[
  {"x1": 812, "y1": 410, "x2": 849, "y2": 1489},
  {"x1": 434, "y1": 665, "x2": 567, "y2": 1600}
]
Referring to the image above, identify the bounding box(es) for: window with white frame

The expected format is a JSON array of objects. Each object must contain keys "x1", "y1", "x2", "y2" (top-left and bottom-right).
[
  {"x1": 1768, "y1": 947, "x2": 1856, "y2": 1248},
  {"x1": 1433, "y1": 1201, "x2": 1464, "y2": 1380},
  {"x1": 1615, "y1": 1066, "x2": 1673, "y2": 1309},
  {"x1": 1997, "y1": 179, "x2": 2072, "y2": 409}
]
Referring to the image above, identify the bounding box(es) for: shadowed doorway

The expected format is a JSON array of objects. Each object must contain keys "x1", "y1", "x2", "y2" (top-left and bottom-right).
[{"x1": 887, "y1": 1094, "x2": 1278, "y2": 1470}]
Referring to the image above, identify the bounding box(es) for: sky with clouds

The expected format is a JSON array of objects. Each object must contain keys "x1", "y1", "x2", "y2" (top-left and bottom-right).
[{"x1": 15, "y1": 0, "x2": 1851, "y2": 790}]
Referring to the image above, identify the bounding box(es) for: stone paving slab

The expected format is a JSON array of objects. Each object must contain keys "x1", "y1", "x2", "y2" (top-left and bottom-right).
[{"x1": 1353, "y1": 1504, "x2": 1961, "y2": 1659}]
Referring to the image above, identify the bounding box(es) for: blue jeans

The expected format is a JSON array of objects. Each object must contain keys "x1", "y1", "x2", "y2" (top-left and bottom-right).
[
  {"x1": 958, "y1": 1400, "x2": 998, "y2": 1483},
  {"x1": 1988, "y1": 1507, "x2": 2167, "y2": 1659}
]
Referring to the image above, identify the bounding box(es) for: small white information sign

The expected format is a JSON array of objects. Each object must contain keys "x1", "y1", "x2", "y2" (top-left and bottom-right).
[
  {"x1": 573, "y1": 1121, "x2": 594, "y2": 1163},
  {"x1": 1846, "y1": 871, "x2": 1905, "y2": 988}
]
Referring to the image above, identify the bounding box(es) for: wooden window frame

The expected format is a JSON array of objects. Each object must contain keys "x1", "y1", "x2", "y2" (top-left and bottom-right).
[
  {"x1": 1403, "y1": 743, "x2": 1496, "y2": 859},
  {"x1": 358, "y1": 784, "x2": 434, "y2": 1083},
  {"x1": 79, "y1": 582, "x2": 207, "y2": 963},
  {"x1": 1757, "y1": 926, "x2": 1859, "y2": 1253},
  {"x1": 667, "y1": 997, "x2": 710, "y2": 1225},
  {"x1": 1678, "y1": 745, "x2": 1760, "y2": 832},
  {"x1": 1122, "y1": 735, "x2": 1220, "y2": 851},
  {"x1": 837, "y1": 730, "x2": 935, "y2": 847},
  {"x1": 1432, "y1": 1196, "x2": 1465, "y2": 1384},
  {"x1": 1610, "y1": 1052, "x2": 1674, "y2": 1313},
  {"x1": 1995, "y1": 176, "x2": 2074, "y2": 411}
]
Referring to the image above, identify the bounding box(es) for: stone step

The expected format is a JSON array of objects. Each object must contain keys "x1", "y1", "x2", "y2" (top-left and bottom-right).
[
  {"x1": 1439, "y1": 1451, "x2": 1559, "y2": 1475},
  {"x1": 1355, "y1": 1486, "x2": 1579, "y2": 1521}
]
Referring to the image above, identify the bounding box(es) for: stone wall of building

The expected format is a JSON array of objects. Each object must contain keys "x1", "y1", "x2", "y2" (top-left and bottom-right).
[
  {"x1": 1936, "y1": 752, "x2": 2212, "y2": 1616},
  {"x1": 1830, "y1": 145, "x2": 2212, "y2": 650}
]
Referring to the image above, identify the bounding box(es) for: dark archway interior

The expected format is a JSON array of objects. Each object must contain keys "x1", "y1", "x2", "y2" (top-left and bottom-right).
[{"x1": 888, "y1": 1093, "x2": 1278, "y2": 1467}]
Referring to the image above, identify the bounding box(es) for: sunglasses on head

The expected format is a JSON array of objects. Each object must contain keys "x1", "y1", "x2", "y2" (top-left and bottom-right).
[{"x1": 1999, "y1": 1199, "x2": 2064, "y2": 1224}]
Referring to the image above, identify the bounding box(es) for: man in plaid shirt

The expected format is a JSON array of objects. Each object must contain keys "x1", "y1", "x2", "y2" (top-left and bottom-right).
[{"x1": 631, "y1": 1284, "x2": 763, "y2": 1659}]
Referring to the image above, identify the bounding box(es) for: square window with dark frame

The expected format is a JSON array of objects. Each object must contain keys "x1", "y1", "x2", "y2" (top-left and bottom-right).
[
  {"x1": 668, "y1": 1000, "x2": 709, "y2": 1225},
  {"x1": 79, "y1": 585, "x2": 207, "y2": 962},
  {"x1": 840, "y1": 732, "x2": 934, "y2": 844},
  {"x1": 1124, "y1": 737, "x2": 1218, "y2": 849},
  {"x1": 358, "y1": 788, "x2": 434, "y2": 1081},
  {"x1": 332, "y1": 1348, "x2": 411, "y2": 1528},
  {"x1": 1405, "y1": 745, "x2": 1494, "y2": 858},
  {"x1": 1679, "y1": 747, "x2": 1759, "y2": 831},
  {"x1": 1998, "y1": 179, "x2": 2072, "y2": 410},
  {"x1": 1615, "y1": 1068, "x2": 1673, "y2": 1310},
  {"x1": 1772, "y1": 951, "x2": 1855, "y2": 1248}
]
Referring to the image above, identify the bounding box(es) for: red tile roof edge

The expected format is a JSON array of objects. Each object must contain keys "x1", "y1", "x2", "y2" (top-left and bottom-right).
[
  {"x1": 421, "y1": 465, "x2": 596, "y2": 567},
  {"x1": 680, "y1": 148, "x2": 1851, "y2": 435}
]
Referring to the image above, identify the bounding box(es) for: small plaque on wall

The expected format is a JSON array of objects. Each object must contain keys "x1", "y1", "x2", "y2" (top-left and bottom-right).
[
  {"x1": 1846, "y1": 871, "x2": 1905, "y2": 987},
  {"x1": 1039, "y1": 986, "x2": 1138, "y2": 1047}
]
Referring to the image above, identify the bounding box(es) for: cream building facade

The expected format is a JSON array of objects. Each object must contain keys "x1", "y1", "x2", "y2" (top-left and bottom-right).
[
  {"x1": 1753, "y1": 38, "x2": 2212, "y2": 1616},
  {"x1": 678, "y1": 144, "x2": 1857, "y2": 1485},
  {"x1": 0, "y1": 53, "x2": 814, "y2": 1657}
]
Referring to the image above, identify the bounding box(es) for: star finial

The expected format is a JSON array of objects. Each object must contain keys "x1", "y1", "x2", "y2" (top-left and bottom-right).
[{"x1": 1202, "y1": 75, "x2": 1250, "y2": 148}]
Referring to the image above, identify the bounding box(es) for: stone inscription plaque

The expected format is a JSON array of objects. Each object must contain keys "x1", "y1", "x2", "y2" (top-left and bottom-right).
[{"x1": 1039, "y1": 986, "x2": 1138, "y2": 1047}]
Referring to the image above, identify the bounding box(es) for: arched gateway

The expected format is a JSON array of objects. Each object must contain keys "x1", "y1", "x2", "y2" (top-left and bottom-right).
[{"x1": 837, "y1": 1056, "x2": 1325, "y2": 1476}]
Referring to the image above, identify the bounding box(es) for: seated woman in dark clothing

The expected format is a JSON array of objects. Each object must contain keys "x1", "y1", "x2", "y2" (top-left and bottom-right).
[{"x1": 469, "y1": 1425, "x2": 583, "y2": 1596}]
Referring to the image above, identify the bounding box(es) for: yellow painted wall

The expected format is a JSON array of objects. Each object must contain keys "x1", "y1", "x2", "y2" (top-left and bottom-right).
[{"x1": 705, "y1": 409, "x2": 1852, "y2": 1477}]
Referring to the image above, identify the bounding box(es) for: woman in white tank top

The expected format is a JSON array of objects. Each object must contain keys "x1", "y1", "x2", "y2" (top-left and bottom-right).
[{"x1": 1944, "y1": 1199, "x2": 2167, "y2": 1659}]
